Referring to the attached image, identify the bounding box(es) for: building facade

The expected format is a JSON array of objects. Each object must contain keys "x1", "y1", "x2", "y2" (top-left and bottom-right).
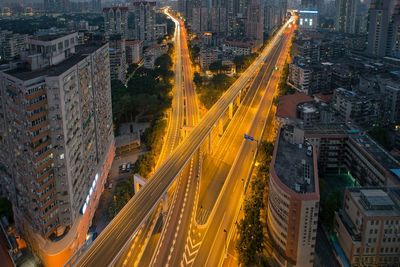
[
  {"x1": 109, "y1": 34, "x2": 127, "y2": 83},
  {"x1": 0, "y1": 30, "x2": 29, "y2": 61},
  {"x1": 367, "y1": 0, "x2": 400, "y2": 58},
  {"x1": 245, "y1": 0, "x2": 264, "y2": 48},
  {"x1": 335, "y1": 0, "x2": 357, "y2": 34},
  {"x1": 103, "y1": 7, "x2": 129, "y2": 38},
  {"x1": 335, "y1": 188, "x2": 400, "y2": 266},
  {"x1": 267, "y1": 128, "x2": 320, "y2": 267},
  {"x1": 131, "y1": 0, "x2": 157, "y2": 46},
  {"x1": 125, "y1": 39, "x2": 143, "y2": 64},
  {"x1": 0, "y1": 32, "x2": 114, "y2": 266}
]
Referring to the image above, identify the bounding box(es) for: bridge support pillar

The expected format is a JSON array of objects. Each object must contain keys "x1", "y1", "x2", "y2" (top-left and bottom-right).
[
  {"x1": 218, "y1": 119, "x2": 224, "y2": 136},
  {"x1": 162, "y1": 192, "x2": 168, "y2": 214},
  {"x1": 235, "y1": 92, "x2": 241, "y2": 106},
  {"x1": 229, "y1": 102, "x2": 233, "y2": 119}
]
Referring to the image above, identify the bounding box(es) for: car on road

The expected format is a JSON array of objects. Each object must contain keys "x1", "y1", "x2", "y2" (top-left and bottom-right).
[
  {"x1": 126, "y1": 162, "x2": 134, "y2": 172},
  {"x1": 119, "y1": 163, "x2": 128, "y2": 173}
]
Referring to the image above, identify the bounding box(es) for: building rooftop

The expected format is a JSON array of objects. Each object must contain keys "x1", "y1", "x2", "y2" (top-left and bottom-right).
[
  {"x1": 349, "y1": 132, "x2": 400, "y2": 182},
  {"x1": 31, "y1": 32, "x2": 75, "y2": 42},
  {"x1": 348, "y1": 187, "x2": 400, "y2": 217},
  {"x1": 276, "y1": 92, "x2": 313, "y2": 120},
  {"x1": 102, "y1": 6, "x2": 129, "y2": 12},
  {"x1": 274, "y1": 131, "x2": 316, "y2": 194},
  {"x1": 126, "y1": 39, "x2": 143, "y2": 45},
  {"x1": 5, "y1": 44, "x2": 104, "y2": 81}
]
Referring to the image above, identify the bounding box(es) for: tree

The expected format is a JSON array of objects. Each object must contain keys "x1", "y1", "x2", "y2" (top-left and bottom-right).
[
  {"x1": 190, "y1": 44, "x2": 200, "y2": 61},
  {"x1": 236, "y1": 182, "x2": 265, "y2": 266},
  {"x1": 234, "y1": 53, "x2": 257, "y2": 73},
  {"x1": 208, "y1": 60, "x2": 223, "y2": 72},
  {"x1": 193, "y1": 72, "x2": 203, "y2": 86},
  {"x1": 0, "y1": 198, "x2": 13, "y2": 223}
]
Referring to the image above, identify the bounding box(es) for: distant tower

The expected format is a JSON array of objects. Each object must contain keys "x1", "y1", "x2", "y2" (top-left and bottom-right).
[
  {"x1": 131, "y1": 0, "x2": 157, "y2": 46},
  {"x1": 335, "y1": 0, "x2": 357, "y2": 34},
  {"x1": 103, "y1": 6, "x2": 129, "y2": 38},
  {"x1": 91, "y1": 0, "x2": 101, "y2": 12},
  {"x1": 367, "y1": 0, "x2": 398, "y2": 58},
  {"x1": 245, "y1": 0, "x2": 264, "y2": 48},
  {"x1": 301, "y1": 0, "x2": 317, "y2": 9}
]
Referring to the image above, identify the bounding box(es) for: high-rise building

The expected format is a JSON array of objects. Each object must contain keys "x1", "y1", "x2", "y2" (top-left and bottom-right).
[
  {"x1": 0, "y1": 32, "x2": 114, "y2": 266},
  {"x1": 210, "y1": 7, "x2": 227, "y2": 36},
  {"x1": 267, "y1": 127, "x2": 320, "y2": 267},
  {"x1": 109, "y1": 34, "x2": 127, "y2": 83},
  {"x1": 387, "y1": 4, "x2": 400, "y2": 58},
  {"x1": 367, "y1": 0, "x2": 399, "y2": 58},
  {"x1": 191, "y1": 7, "x2": 209, "y2": 33},
  {"x1": 103, "y1": 7, "x2": 129, "y2": 39},
  {"x1": 125, "y1": 39, "x2": 143, "y2": 64},
  {"x1": 245, "y1": 0, "x2": 264, "y2": 48},
  {"x1": 334, "y1": 188, "x2": 400, "y2": 266},
  {"x1": 131, "y1": 0, "x2": 157, "y2": 46},
  {"x1": 264, "y1": 0, "x2": 288, "y2": 36},
  {"x1": 44, "y1": 0, "x2": 69, "y2": 12},
  {"x1": 91, "y1": 0, "x2": 101, "y2": 12},
  {"x1": 335, "y1": 0, "x2": 357, "y2": 34}
]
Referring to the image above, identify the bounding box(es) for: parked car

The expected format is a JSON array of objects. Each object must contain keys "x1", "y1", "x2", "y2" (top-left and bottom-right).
[{"x1": 119, "y1": 163, "x2": 128, "y2": 173}]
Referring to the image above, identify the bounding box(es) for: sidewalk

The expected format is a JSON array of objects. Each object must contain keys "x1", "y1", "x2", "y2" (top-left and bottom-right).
[{"x1": 91, "y1": 149, "x2": 145, "y2": 234}]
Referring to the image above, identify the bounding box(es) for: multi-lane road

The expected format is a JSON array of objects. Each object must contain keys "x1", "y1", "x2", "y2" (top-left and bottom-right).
[
  {"x1": 147, "y1": 11, "x2": 201, "y2": 267},
  {"x1": 75, "y1": 15, "x2": 294, "y2": 267},
  {"x1": 194, "y1": 25, "x2": 294, "y2": 267}
]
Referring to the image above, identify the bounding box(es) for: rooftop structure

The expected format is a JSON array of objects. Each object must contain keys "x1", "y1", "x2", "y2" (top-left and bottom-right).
[
  {"x1": 268, "y1": 128, "x2": 320, "y2": 267},
  {"x1": 275, "y1": 92, "x2": 400, "y2": 186},
  {"x1": 274, "y1": 131, "x2": 316, "y2": 193},
  {"x1": 334, "y1": 187, "x2": 400, "y2": 266}
]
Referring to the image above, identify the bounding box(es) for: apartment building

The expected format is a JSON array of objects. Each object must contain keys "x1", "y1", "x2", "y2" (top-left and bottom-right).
[
  {"x1": 245, "y1": 0, "x2": 264, "y2": 49},
  {"x1": 108, "y1": 34, "x2": 127, "y2": 83},
  {"x1": 276, "y1": 93, "x2": 400, "y2": 187},
  {"x1": 125, "y1": 39, "x2": 143, "y2": 64},
  {"x1": 335, "y1": 187, "x2": 400, "y2": 266},
  {"x1": 288, "y1": 57, "x2": 332, "y2": 95},
  {"x1": 367, "y1": 0, "x2": 400, "y2": 58},
  {"x1": 267, "y1": 128, "x2": 320, "y2": 267},
  {"x1": 103, "y1": 6, "x2": 129, "y2": 38},
  {"x1": 222, "y1": 40, "x2": 257, "y2": 56},
  {"x1": 382, "y1": 78, "x2": 400, "y2": 125},
  {"x1": 199, "y1": 48, "x2": 219, "y2": 70},
  {"x1": 0, "y1": 32, "x2": 114, "y2": 266},
  {"x1": 0, "y1": 30, "x2": 29, "y2": 61},
  {"x1": 131, "y1": 0, "x2": 156, "y2": 46},
  {"x1": 335, "y1": 0, "x2": 357, "y2": 34},
  {"x1": 332, "y1": 87, "x2": 381, "y2": 127}
]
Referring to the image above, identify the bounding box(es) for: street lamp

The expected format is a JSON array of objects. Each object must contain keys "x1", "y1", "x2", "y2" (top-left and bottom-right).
[{"x1": 223, "y1": 229, "x2": 228, "y2": 257}]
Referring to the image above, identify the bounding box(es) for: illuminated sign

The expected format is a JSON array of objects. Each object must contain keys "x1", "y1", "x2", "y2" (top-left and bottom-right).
[
  {"x1": 299, "y1": 10, "x2": 318, "y2": 14},
  {"x1": 80, "y1": 173, "x2": 100, "y2": 215}
]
